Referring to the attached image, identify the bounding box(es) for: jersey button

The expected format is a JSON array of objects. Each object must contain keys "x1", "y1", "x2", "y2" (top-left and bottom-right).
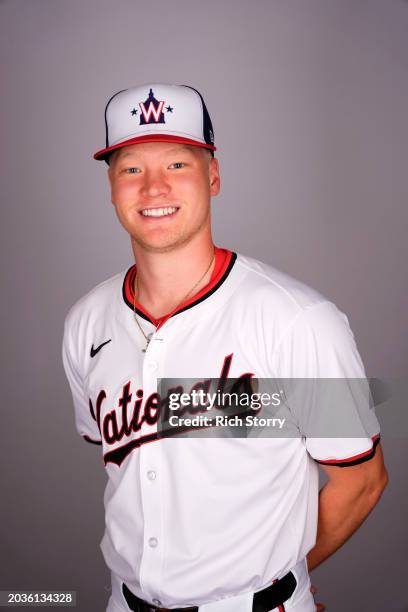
[
  {"x1": 147, "y1": 470, "x2": 156, "y2": 481},
  {"x1": 147, "y1": 360, "x2": 158, "y2": 371},
  {"x1": 148, "y1": 537, "x2": 158, "y2": 548},
  {"x1": 152, "y1": 599, "x2": 162, "y2": 606}
]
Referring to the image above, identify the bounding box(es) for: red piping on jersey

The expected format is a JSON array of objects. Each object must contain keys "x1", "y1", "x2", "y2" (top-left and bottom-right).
[
  {"x1": 316, "y1": 434, "x2": 380, "y2": 466},
  {"x1": 122, "y1": 247, "x2": 235, "y2": 329},
  {"x1": 83, "y1": 435, "x2": 102, "y2": 446}
]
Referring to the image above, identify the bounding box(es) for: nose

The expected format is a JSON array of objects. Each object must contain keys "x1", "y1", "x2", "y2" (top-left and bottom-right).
[{"x1": 141, "y1": 169, "x2": 170, "y2": 199}]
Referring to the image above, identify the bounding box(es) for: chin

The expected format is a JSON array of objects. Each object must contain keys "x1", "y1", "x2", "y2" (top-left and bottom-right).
[
  {"x1": 130, "y1": 218, "x2": 209, "y2": 254},
  {"x1": 133, "y1": 234, "x2": 186, "y2": 254}
]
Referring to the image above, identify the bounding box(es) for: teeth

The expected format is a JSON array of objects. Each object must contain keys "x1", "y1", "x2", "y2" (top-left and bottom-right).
[{"x1": 141, "y1": 207, "x2": 178, "y2": 217}]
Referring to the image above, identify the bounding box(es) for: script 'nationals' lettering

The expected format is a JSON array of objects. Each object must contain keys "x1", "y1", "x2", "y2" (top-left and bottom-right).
[{"x1": 89, "y1": 354, "x2": 254, "y2": 466}]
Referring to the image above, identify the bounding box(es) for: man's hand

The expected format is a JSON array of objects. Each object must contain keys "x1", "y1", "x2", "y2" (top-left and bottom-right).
[
  {"x1": 307, "y1": 443, "x2": 388, "y2": 572},
  {"x1": 310, "y1": 585, "x2": 326, "y2": 611}
]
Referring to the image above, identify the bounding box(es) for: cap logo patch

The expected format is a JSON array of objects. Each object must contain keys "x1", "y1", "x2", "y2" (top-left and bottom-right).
[{"x1": 138, "y1": 88, "x2": 166, "y2": 125}]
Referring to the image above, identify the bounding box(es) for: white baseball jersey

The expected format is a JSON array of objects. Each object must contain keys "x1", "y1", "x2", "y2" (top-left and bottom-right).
[{"x1": 62, "y1": 248, "x2": 380, "y2": 610}]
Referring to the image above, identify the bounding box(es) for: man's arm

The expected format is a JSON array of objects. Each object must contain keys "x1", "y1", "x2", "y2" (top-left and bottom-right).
[{"x1": 307, "y1": 443, "x2": 388, "y2": 572}]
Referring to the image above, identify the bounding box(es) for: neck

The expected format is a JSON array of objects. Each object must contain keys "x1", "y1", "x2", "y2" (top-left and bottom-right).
[{"x1": 131, "y1": 234, "x2": 216, "y2": 319}]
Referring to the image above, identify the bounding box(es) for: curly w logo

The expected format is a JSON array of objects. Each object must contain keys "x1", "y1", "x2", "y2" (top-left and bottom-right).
[{"x1": 139, "y1": 88, "x2": 165, "y2": 125}]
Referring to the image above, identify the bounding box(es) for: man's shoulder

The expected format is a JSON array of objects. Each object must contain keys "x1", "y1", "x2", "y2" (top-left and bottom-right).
[
  {"x1": 235, "y1": 252, "x2": 328, "y2": 314},
  {"x1": 63, "y1": 267, "x2": 129, "y2": 331},
  {"x1": 233, "y1": 253, "x2": 364, "y2": 376}
]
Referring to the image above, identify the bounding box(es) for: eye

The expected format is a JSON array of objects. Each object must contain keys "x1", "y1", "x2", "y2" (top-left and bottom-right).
[
  {"x1": 169, "y1": 162, "x2": 186, "y2": 169},
  {"x1": 125, "y1": 167, "x2": 141, "y2": 174}
]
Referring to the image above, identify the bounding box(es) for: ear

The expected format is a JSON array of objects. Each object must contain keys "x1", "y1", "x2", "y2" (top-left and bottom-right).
[
  {"x1": 107, "y1": 165, "x2": 116, "y2": 207},
  {"x1": 209, "y1": 157, "x2": 221, "y2": 197}
]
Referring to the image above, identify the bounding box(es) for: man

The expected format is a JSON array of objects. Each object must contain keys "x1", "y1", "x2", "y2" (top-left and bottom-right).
[{"x1": 62, "y1": 84, "x2": 388, "y2": 612}]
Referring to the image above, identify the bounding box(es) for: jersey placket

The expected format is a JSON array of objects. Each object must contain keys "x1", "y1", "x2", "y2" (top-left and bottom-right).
[{"x1": 138, "y1": 327, "x2": 167, "y2": 605}]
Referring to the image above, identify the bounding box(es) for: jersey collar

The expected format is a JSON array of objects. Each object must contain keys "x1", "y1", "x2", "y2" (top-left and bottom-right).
[{"x1": 122, "y1": 247, "x2": 237, "y2": 330}]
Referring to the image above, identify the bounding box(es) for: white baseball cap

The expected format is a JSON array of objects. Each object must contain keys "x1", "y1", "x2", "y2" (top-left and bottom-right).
[{"x1": 93, "y1": 83, "x2": 216, "y2": 162}]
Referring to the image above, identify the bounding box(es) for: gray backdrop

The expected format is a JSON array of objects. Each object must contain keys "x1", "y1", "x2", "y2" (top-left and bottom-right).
[{"x1": 1, "y1": 0, "x2": 407, "y2": 610}]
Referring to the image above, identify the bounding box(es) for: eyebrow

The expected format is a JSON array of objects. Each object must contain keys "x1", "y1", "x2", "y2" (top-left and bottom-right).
[
  {"x1": 115, "y1": 150, "x2": 138, "y2": 160},
  {"x1": 117, "y1": 145, "x2": 194, "y2": 160},
  {"x1": 165, "y1": 145, "x2": 194, "y2": 153}
]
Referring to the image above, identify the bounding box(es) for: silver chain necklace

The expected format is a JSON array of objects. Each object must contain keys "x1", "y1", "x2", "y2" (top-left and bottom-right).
[{"x1": 133, "y1": 250, "x2": 215, "y2": 352}]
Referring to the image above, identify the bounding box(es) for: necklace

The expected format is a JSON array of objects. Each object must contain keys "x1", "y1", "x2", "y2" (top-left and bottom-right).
[{"x1": 133, "y1": 250, "x2": 215, "y2": 352}]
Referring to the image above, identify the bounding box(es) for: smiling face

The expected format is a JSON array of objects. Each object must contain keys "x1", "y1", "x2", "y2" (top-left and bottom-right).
[{"x1": 108, "y1": 142, "x2": 220, "y2": 254}]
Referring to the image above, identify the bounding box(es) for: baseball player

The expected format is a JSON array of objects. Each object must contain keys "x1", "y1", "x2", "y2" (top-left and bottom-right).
[{"x1": 62, "y1": 84, "x2": 388, "y2": 612}]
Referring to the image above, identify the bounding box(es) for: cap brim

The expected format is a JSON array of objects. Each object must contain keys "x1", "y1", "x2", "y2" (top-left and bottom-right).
[{"x1": 93, "y1": 134, "x2": 216, "y2": 161}]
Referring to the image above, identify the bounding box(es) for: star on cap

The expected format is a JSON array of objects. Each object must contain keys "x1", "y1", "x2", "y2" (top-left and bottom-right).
[
  {"x1": 131, "y1": 108, "x2": 138, "y2": 116},
  {"x1": 166, "y1": 105, "x2": 173, "y2": 113}
]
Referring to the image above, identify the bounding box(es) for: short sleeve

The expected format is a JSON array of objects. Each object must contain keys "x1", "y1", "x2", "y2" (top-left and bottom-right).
[
  {"x1": 62, "y1": 316, "x2": 102, "y2": 445},
  {"x1": 271, "y1": 301, "x2": 380, "y2": 466}
]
